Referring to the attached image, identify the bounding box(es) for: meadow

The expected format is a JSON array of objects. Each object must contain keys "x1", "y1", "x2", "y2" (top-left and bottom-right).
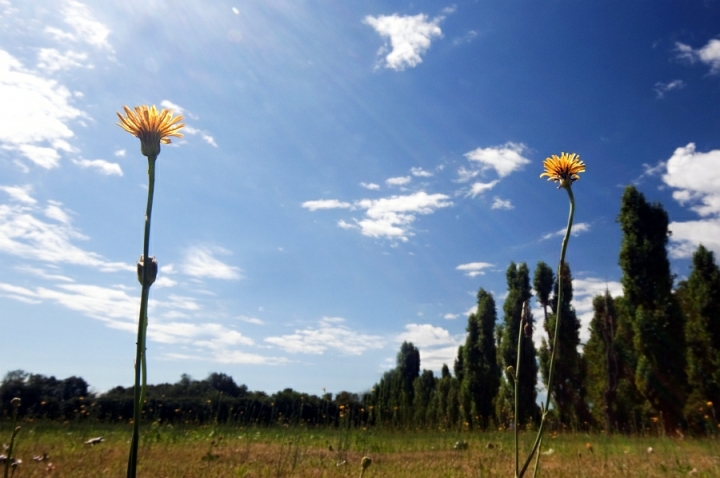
[{"x1": 3, "y1": 422, "x2": 719, "y2": 477}]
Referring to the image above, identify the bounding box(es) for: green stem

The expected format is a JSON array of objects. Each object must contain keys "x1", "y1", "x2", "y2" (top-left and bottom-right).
[
  {"x1": 3, "y1": 406, "x2": 19, "y2": 478},
  {"x1": 514, "y1": 304, "x2": 524, "y2": 478},
  {"x1": 518, "y1": 185, "x2": 575, "y2": 478},
  {"x1": 127, "y1": 155, "x2": 156, "y2": 478}
]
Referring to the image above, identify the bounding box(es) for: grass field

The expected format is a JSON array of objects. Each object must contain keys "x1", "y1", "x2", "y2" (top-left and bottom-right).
[{"x1": 2, "y1": 422, "x2": 720, "y2": 477}]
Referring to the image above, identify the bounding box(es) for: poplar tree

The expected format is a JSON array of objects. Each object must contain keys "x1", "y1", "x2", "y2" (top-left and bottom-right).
[
  {"x1": 499, "y1": 262, "x2": 539, "y2": 425},
  {"x1": 584, "y1": 291, "x2": 620, "y2": 431},
  {"x1": 539, "y1": 263, "x2": 590, "y2": 427},
  {"x1": 460, "y1": 289, "x2": 500, "y2": 429},
  {"x1": 618, "y1": 185, "x2": 687, "y2": 431},
  {"x1": 533, "y1": 261, "x2": 554, "y2": 323},
  {"x1": 677, "y1": 245, "x2": 720, "y2": 430}
]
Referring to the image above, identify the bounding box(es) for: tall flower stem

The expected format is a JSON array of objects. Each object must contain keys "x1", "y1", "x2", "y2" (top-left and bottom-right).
[
  {"x1": 127, "y1": 155, "x2": 156, "y2": 478},
  {"x1": 514, "y1": 305, "x2": 524, "y2": 477},
  {"x1": 518, "y1": 185, "x2": 575, "y2": 477}
]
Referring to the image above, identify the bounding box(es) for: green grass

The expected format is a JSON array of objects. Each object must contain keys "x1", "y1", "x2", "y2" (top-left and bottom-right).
[{"x1": 2, "y1": 421, "x2": 720, "y2": 477}]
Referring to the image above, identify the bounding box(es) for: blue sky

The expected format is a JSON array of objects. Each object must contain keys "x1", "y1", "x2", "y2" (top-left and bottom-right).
[{"x1": 2, "y1": 0, "x2": 720, "y2": 396}]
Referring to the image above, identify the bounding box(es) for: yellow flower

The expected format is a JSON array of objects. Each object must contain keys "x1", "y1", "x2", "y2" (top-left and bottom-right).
[
  {"x1": 116, "y1": 105, "x2": 184, "y2": 158},
  {"x1": 540, "y1": 152, "x2": 586, "y2": 188}
]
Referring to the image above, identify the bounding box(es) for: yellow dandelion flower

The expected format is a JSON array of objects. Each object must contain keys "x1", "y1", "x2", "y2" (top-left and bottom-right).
[
  {"x1": 116, "y1": 105, "x2": 184, "y2": 158},
  {"x1": 540, "y1": 152, "x2": 586, "y2": 188}
]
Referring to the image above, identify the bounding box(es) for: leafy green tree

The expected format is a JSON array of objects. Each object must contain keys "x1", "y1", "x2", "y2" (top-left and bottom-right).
[
  {"x1": 460, "y1": 289, "x2": 500, "y2": 429},
  {"x1": 677, "y1": 245, "x2": 720, "y2": 431},
  {"x1": 539, "y1": 263, "x2": 590, "y2": 428},
  {"x1": 533, "y1": 261, "x2": 554, "y2": 323},
  {"x1": 499, "y1": 262, "x2": 539, "y2": 425},
  {"x1": 584, "y1": 291, "x2": 620, "y2": 431},
  {"x1": 618, "y1": 185, "x2": 687, "y2": 431},
  {"x1": 413, "y1": 370, "x2": 437, "y2": 427}
]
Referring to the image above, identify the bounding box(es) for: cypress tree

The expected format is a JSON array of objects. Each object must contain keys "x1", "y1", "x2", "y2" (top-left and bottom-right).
[
  {"x1": 499, "y1": 262, "x2": 539, "y2": 425},
  {"x1": 460, "y1": 289, "x2": 501, "y2": 429},
  {"x1": 539, "y1": 263, "x2": 590, "y2": 428},
  {"x1": 677, "y1": 245, "x2": 720, "y2": 431},
  {"x1": 618, "y1": 185, "x2": 687, "y2": 431}
]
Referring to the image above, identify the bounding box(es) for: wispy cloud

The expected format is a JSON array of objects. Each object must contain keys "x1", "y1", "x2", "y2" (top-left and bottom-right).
[
  {"x1": 386, "y1": 176, "x2": 411, "y2": 186},
  {"x1": 364, "y1": 13, "x2": 443, "y2": 71},
  {"x1": 45, "y1": 0, "x2": 112, "y2": 51},
  {"x1": 302, "y1": 199, "x2": 353, "y2": 211},
  {"x1": 0, "y1": 192, "x2": 132, "y2": 271},
  {"x1": 181, "y1": 245, "x2": 241, "y2": 280},
  {"x1": 491, "y1": 197, "x2": 514, "y2": 210},
  {"x1": 676, "y1": 39, "x2": 720, "y2": 73},
  {"x1": 360, "y1": 182, "x2": 380, "y2": 190},
  {"x1": 0, "y1": 185, "x2": 36, "y2": 204},
  {"x1": 541, "y1": 222, "x2": 590, "y2": 240},
  {"x1": 72, "y1": 158, "x2": 122, "y2": 175},
  {"x1": 159, "y1": 100, "x2": 217, "y2": 147},
  {"x1": 37, "y1": 48, "x2": 89, "y2": 72},
  {"x1": 265, "y1": 317, "x2": 384, "y2": 355},
  {"x1": 468, "y1": 180, "x2": 499, "y2": 198},
  {"x1": 456, "y1": 262, "x2": 494, "y2": 277},
  {"x1": 654, "y1": 79, "x2": 685, "y2": 98},
  {"x1": 411, "y1": 167, "x2": 433, "y2": 177},
  {"x1": 0, "y1": 50, "x2": 82, "y2": 169}
]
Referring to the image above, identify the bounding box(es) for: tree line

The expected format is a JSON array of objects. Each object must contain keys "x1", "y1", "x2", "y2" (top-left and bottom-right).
[
  {"x1": 2, "y1": 185, "x2": 719, "y2": 434},
  {"x1": 365, "y1": 185, "x2": 720, "y2": 435}
]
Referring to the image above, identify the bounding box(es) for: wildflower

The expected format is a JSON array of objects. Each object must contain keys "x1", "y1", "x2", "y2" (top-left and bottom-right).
[
  {"x1": 540, "y1": 152, "x2": 586, "y2": 189},
  {"x1": 116, "y1": 105, "x2": 184, "y2": 158}
]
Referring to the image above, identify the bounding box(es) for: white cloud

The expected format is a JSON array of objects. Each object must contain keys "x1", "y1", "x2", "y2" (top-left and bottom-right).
[
  {"x1": 153, "y1": 276, "x2": 177, "y2": 288},
  {"x1": 443, "y1": 313, "x2": 458, "y2": 320},
  {"x1": 397, "y1": 323, "x2": 457, "y2": 348},
  {"x1": 571, "y1": 278, "x2": 623, "y2": 345},
  {"x1": 491, "y1": 197, "x2": 514, "y2": 210},
  {"x1": 395, "y1": 323, "x2": 463, "y2": 371},
  {"x1": 654, "y1": 79, "x2": 685, "y2": 98},
  {"x1": 0, "y1": 50, "x2": 82, "y2": 169},
  {"x1": 410, "y1": 167, "x2": 433, "y2": 177},
  {"x1": 181, "y1": 245, "x2": 241, "y2": 280},
  {"x1": 660, "y1": 143, "x2": 720, "y2": 258},
  {"x1": 37, "y1": 48, "x2": 89, "y2": 72},
  {"x1": 456, "y1": 262, "x2": 493, "y2": 277},
  {"x1": 418, "y1": 345, "x2": 461, "y2": 371},
  {"x1": 360, "y1": 182, "x2": 380, "y2": 190},
  {"x1": 45, "y1": 1, "x2": 112, "y2": 50},
  {"x1": 15, "y1": 265, "x2": 73, "y2": 282},
  {"x1": 676, "y1": 39, "x2": 720, "y2": 73},
  {"x1": 72, "y1": 158, "x2": 122, "y2": 176},
  {"x1": 464, "y1": 142, "x2": 531, "y2": 178},
  {"x1": 0, "y1": 198, "x2": 132, "y2": 271},
  {"x1": 468, "y1": 180, "x2": 499, "y2": 198},
  {"x1": 265, "y1": 317, "x2": 384, "y2": 355},
  {"x1": 160, "y1": 100, "x2": 185, "y2": 116},
  {"x1": 308, "y1": 191, "x2": 452, "y2": 241},
  {"x1": 44, "y1": 201, "x2": 72, "y2": 224},
  {"x1": 238, "y1": 315, "x2": 264, "y2": 325},
  {"x1": 302, "y1": 199, "x2": 352, "y2": 211},
  {"x1": 0, "y1": 185, "x2": 36, "y2": 204},
  {"x1": 364, "y1": 13, "x2": 443, "y2": 71},
  {"x1": 355, "y1": 191, "x2": 452, "y2": 241},
  {"x1": 232, "y1": 7, "x2": 240, "y2": 15},
  {"x1": 114, "y1": 149, "x2": 126, "y2": 157},
  {"x1": 541, "y1": 222, "x2": 590, "y2": 240},
  {"x1": 0, "y1": 279, "x2": 282, "y2": 364},
  {"x1": 386, "y1": 176, "x2": 411, "y2": 186}
]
